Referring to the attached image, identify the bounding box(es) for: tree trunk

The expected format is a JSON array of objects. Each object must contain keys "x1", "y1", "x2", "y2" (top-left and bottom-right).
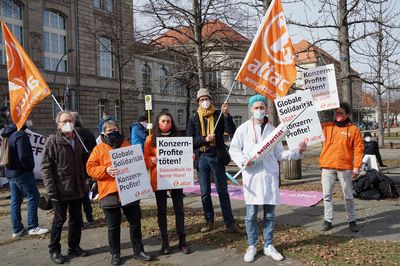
[
  {"x1": 192, "y1": 0, "x2": 205, "y2": 89},
  {"x1": 377, "y1": 7, "x2": 384, "y2": 147},
  {"x1": 338, "y1": 0, "x2": 353, "y2": 117}
]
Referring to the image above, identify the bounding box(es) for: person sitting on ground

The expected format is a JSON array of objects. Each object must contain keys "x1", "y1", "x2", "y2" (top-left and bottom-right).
[
  {"x1": 144, "y1": 111, "x2": 191, "y2": 255},
  {"x1": 363, "y1": 132, "x2": 387, "y2": 167},
  {"x1": 2, "y1": 122, "x2": 49, "y2": 238},
  {"x1": 229, "y1": 95, "x2": 307, "y2": 263},
  {"x1": 131, "y1": 113, "x2": 148, "y2": 151},
  {"x1": 86, "y1": 120, "x2": 154, "y2": 265}
]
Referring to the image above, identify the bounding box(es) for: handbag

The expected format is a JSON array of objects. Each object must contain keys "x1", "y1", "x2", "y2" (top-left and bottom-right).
[
  {"x1": 100, "y1": 193, "x2": 121, "y2": 209},
  {"x1": 217, "y1": 144, "x2": 231, "y2": 165}
]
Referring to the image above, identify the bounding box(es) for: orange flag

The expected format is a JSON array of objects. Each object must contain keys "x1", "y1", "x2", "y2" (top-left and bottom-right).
[
  {"x1": 1, "y1": 21, "x2": 51, "y2": 130},
  {"x1": 235, "y1": 0, "x2": 296, "y2": 100}
]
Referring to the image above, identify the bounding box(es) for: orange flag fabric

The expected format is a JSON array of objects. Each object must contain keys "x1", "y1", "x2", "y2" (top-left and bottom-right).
[
  {"x1": 1, "y1": 21, "x2": 51, "y2": 130},
  {"x1": 235, "y1": 0, "x2": 296, "y2": 100}
]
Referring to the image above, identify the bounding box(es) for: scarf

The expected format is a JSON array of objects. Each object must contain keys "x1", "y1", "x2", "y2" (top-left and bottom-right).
[
  {"x1": 197, "y1": 104, "x2": 216, "y2": 150},
  {"x1": 335, "y1": 118, "x2": 351, "y2": 127}
]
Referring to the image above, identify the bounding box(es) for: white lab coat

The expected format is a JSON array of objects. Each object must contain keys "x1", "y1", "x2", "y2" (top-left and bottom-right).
[{"x1": 229, "y1": 119, "x2": 302, "y2": 205}]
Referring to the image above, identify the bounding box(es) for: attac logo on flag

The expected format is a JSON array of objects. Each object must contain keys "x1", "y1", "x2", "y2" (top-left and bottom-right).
[
  {"x1": 235, "y1": 0, "x2": 296, "y2": 99},
  {"x1": 1, "y1": 21, "x2": 51, "y2": 130}
]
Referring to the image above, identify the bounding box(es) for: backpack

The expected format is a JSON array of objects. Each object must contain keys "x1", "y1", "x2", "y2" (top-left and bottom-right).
[
  {"x1": 353, "y1": 169, "x2": 384, "y2": 200},
  {"x1": 0, "y1": 137, "x2": 11, "y2": 168},
  {"x1": 378, "y1": 174, "x2": 399, "y2": 199}
]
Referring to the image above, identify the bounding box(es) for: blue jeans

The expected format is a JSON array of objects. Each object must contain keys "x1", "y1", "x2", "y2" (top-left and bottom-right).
[
  {"x1": 198, "y1": 154, "x2": 235, "y2": 226},
  {"x1": 9, "y1": 175, "x2": 40, "y2": 233},
  {"x1": 245, "y1": 204, "x2": 275, "y2": 247}
]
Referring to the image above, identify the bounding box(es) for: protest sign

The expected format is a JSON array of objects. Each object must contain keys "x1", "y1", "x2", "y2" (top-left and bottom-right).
[
  {"x1": 274, "y1": 90, "x2": 324, "y2": 150},
  {"x1": 302, "y1": 64, "x2": 339, "y2": 111},
  {"x1": 25, "y1": 129, "x2": 47, "y2": 179},
  {"x1": 109, "y1": 145, "x2": 152, "y2": 205},
  {"x1": 156, "y1": 137, "x2": 194, "y2": 190}
]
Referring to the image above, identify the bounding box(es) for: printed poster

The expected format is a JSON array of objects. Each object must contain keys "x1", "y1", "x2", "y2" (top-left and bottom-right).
[
  {"x1": 157, "y1": 137, "x2": 194, "y2": 190},
  {"x1": 302, "y1": 64, "x2": 339, "y2": 111},
  {"x1": 109, "y1": 145, "x2": 152, "y2": 205},
  {"x1": 274, "y1": 90, "x2": 324, "y2": 150}
]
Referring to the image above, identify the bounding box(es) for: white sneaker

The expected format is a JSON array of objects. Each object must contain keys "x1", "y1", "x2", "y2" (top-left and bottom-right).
[
  {"x1": 264, "y1": 245, "x2": 284, "y2": 261},
  {"x1": 12, "y1": 228, "x2": 27, "y2": 238},
  {"x1": 244, "y1": 245, "x2": 257, "y2": 263},
  {"x1": 28, "y1": 227, "x2": 49, "y2": 235}
]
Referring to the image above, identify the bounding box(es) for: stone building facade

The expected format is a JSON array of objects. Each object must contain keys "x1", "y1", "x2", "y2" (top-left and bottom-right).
[{"x1": 0, "y1": 0, "x2": 137, "y2": 135}]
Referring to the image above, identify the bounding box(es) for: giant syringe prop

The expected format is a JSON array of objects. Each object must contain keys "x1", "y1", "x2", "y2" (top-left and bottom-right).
[{"x1": 226, "y1": 106, "x2": 309, "y2": 186}]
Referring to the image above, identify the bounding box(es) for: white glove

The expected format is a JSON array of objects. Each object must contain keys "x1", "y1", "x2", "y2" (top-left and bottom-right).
[{"x1": 146, "y1": 123, "x2": 153, "y2": 130}]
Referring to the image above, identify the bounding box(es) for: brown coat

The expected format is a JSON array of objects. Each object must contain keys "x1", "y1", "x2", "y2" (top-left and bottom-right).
[{"x1": 41, "y1": 130, "x2": 86, "y2": 201}]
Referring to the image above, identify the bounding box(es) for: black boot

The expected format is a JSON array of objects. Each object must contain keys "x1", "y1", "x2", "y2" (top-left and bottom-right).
[
  {"x1": 160, "y1": 235, "x2": 170, "y2": 255},
  {"x1": 179, "y1": 234, "x2": 191, "y2": 254}
]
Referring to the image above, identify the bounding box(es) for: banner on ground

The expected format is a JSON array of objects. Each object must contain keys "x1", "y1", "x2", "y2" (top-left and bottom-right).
[
  {"x1": 274, "y1": 90, "x2": 324, "y2": 150},
  {"x1": 1, "y1": 21, "x2": 51, "y2": 130},
  {"x1": 302, "y1": 64, "x2": 339, "y2": 111},
  {"x1": 235, "y1": 0, "x2": 296, "y2": 99},
  {"x1": 156, "y1": 137, "x2": 194, "y2": 190},
  {"x1": 109, "y1": 145, "x2": 152, "y2": 205}
]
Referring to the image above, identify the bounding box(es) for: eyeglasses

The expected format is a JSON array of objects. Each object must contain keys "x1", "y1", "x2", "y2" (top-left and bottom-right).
[{"x1": 58, "y1": 119, "x2": 73, "y2": 124}]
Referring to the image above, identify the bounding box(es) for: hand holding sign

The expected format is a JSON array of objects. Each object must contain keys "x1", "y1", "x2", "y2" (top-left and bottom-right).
[{"x1": 106, "y1": 166, "x2": 119, "y2": 177}]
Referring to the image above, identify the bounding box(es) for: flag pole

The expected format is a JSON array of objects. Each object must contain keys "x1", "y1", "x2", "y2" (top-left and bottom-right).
[
  {"x1": 211, "y1": 80, "x2": 237, "y2": 134},
  {"x1": 51, "y1": 94, "x2": 89, "y2": 153}
]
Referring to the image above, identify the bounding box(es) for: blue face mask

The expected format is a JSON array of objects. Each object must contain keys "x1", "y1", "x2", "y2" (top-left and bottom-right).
[{"x1": 253, "y1": 109, "x2": 266, "y2": 120}]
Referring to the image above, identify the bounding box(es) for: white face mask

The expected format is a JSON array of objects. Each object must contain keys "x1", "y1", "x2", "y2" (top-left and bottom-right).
[
  {"x1": 25, "y1": 120, "x2": 33, "y2": 128},
  {"x1": 5, "y1": 111, "x2": 10, "y2": 116},
  {"x1": 61, "y1": 122, "x2": 74, "y2": 133},
  {"x1": 365, "y1": 137, "x2": 372, "y2": 142},
  {"x1": 201, "y1": 100, "x2": 211, "y2": 109},
  {"x1": 141, "y1": 121, "x2": 148, "y2": 128},
  {"x1": 103, "y1": 115, "x2": 109, "y2": 120},
  {"x1": 253, "y1": 109, "x2": 266, "y2": 120}
]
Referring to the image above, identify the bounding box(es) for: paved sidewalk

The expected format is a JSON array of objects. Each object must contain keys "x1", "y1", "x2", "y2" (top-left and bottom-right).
[{"x1": 0, "y1": 146, "x2": 399, "y2": 265}]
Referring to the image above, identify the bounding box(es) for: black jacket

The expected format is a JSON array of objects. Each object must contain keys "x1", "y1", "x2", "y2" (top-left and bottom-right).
[
  {"x1": 364, "y1": 140, "x2": 384, "y2": 166},
  {"x1": 1, "y1": 124, "x2": 34, "y2": 178},
  {"x1": 186, "y1": 109, "x2": 236, "y2": 159},
  {"x1": 41, "y1": 130, "x2": 86, "y2": 201}
]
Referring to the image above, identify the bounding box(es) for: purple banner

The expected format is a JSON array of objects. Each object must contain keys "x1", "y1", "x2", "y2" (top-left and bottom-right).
[{"x1": 184, "y1": 184, "x2": 323, "y2": 207}]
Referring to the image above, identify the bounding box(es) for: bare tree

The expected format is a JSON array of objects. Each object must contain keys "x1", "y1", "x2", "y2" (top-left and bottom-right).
[{"x1": 351, "y1": 0, "x2": 400, "y2": 146}]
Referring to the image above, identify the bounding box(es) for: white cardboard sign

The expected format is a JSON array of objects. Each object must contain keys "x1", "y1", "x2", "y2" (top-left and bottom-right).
[
  {"x1": 302, "y1": 64, "x2": 339, "y2": 111},
  {"x1": 156, "y1": 137, "x2": 194, "y2": 190},
  {"x1": 144, "y1": 95, "x2": 152, "y2": 110},
  {"x1": 274, "y1": 90, "x2": 324, "y2": 150},
  {"x1": 109, "y1": 145, "x2": 152, "y2": 205}
]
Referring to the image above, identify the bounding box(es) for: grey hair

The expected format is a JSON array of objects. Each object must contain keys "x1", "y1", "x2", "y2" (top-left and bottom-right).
[
  {"x1": 103, "y1": 120, "x2": 118, "y2": 132},
  {"x1": 55, "y1": 111, "x2": 75, "y2": 123}
]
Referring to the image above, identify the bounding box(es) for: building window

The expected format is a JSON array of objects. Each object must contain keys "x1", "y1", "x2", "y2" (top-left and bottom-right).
[
  {"x1": 177, "y1": 109, "x2": 184, "y2": 124},
  {"x1": 99, "y1": 37, "x2": 114, "y2": 78},
  {"x1": 114, "y1": 99, "x2": 120, "y2": 121},
  {"x1": 175, "y1": 80, "x2": 184, "y2": 96},
  {"x1": 206, "y1": 67, "x2": 221, "y2": 91},
  {"x1": 233, "y1": 62, "x2": 244, "y2": 90},
  {"x1": 93, "y1": 0, "x2": 113, "y2": 13},
  {"x1": 0, "y1": 0, "x2": 23, "y2": 64},
  {"x1": 142, "y1": 63, "x2": 152, "y2": 93},
  {"x1": 233, "y1": 115, "x2": 242, "y2": 127},
  {"x1": 160, "y1": 66, "x2": 168, "y2": 94},
  {"x1": 93, "y1": 0, "x2": 101, "y2": 8},
  {"x1": 43, "y1": 10, "x2": 67, "y2": 72},
  {"x1": 98, "y1": 98, "x2": 107, "y2": 119}
]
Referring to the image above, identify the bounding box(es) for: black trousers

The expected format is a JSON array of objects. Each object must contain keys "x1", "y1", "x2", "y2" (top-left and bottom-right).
[
  {"x1": 103, "y1": 202, "x2": 144, "y2": 255},
  {"x1": 155, "y1": 189, "x2": 185, "y2": 237},
  {"x1": 49, "y1": 198, "x2": 83, "y2": 253},
  {"x1": 81, "y1": 191, "x2": 93, "y2": 220}
]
